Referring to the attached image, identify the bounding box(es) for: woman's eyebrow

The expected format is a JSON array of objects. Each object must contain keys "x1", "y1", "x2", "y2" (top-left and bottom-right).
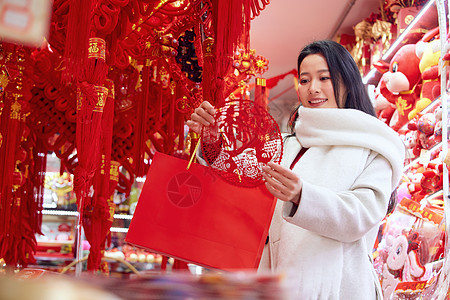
[{"x1": 299, "y1": 69, "x2": 329, "y2": 76}]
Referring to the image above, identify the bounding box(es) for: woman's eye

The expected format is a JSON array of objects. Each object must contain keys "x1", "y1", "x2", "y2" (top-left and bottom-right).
[
  {"x1": 299, "y1": 79, "x2": 308, "y2": 84},
  {"x1": 321, "y1": 76, "x2": 330, "y2": 81}
]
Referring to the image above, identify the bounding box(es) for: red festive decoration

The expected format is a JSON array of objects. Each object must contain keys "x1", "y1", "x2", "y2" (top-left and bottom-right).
[
  {"x1": 0, "y1": 44, "x2": 39, "y2": 269},
  {"x1": 201, "y1": 100, "x2": 282, "y2": 187},
  {"x1": 82, "y1": 79, "x2": 116, "y2": 272},
  {"x1": 0, "y1": 0, "x2": 274, "y2": 271}
]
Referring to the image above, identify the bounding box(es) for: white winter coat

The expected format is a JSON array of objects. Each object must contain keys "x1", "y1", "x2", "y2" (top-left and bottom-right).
[{"x1": 258, "y1": 107, "x2": 405, "y2": 300}]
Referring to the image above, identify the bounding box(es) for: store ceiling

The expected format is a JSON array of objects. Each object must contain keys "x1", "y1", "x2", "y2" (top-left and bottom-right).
[{"x1": 249, "y1": 0, "x2": 382, "y2": 111}]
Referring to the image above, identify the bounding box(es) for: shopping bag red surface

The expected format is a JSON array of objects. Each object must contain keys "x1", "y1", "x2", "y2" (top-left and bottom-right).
[{"x1": 125, "y1": 152, "x2": 276, "y2": 270}]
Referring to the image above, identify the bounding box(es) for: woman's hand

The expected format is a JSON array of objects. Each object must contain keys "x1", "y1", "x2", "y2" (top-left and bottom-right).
[
  {"x1": 262, "y1": 162, "x2": 302, "y2": 205},
  {"x1": 186, "y1": 101, "x2": 216, "y2": 134}
]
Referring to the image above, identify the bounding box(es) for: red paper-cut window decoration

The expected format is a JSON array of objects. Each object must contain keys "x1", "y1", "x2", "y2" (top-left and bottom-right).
[{"x1": 201, "y1": 100, "x2": 283, "y2": 187}]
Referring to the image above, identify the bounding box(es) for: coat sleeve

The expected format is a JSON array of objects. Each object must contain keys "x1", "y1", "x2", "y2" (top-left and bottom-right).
[{"x1": 282, "y1": 153, "x2": 394, "y2": 243}]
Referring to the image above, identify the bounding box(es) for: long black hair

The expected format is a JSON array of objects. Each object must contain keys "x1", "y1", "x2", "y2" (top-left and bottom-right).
[{"x1": 288, "y1": 40, "x2": 376, "y2": 132}]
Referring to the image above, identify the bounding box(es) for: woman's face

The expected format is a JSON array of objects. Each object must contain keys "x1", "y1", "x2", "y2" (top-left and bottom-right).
[{"x1": 297, "y1": 54, "x2": 347, "y2": 109}]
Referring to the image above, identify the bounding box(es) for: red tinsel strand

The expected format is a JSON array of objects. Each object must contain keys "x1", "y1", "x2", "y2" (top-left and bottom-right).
[{"x1": 63, "y1": 0, "x2": 94, "y2": 83}]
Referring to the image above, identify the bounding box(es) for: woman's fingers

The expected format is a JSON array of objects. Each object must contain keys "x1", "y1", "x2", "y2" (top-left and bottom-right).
[
  {"x1": 186, "y1": 101, "x2": 216, "y2": 134},
  {"x1": 194, "y1": 101, "x2": 216, "y2": 125},
  {"x1": 266, "y1": 161, "x2": 298, "y2": 181},
  {"x1": 200, "y1": 101, "x2": 216, "y2": 117},
  {"x1": 262, "y1": 162, "x2": 302, "y2": 203},
  {"x1": 186, "y1": 120, "x2": 202, "y2": 134},
  {"x1": 264, "y1": 180, "x2": 285, "y2": 200}
]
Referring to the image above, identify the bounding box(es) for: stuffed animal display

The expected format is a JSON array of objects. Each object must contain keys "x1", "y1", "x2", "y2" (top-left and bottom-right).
[
  {"x1": 374, "y1": 198, "x2": 444, "y2": 300},
  {"x1": 377, "y1": 43, "x2": 422, "y2": 131},
  {"x1": 366, "y1": 4, "x2": 448, "y2": 300}
]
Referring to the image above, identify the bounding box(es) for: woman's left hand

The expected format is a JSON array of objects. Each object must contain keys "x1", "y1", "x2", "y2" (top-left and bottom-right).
[{"x1": 262, "y1": 162, "x2": 302, "y2": 205}]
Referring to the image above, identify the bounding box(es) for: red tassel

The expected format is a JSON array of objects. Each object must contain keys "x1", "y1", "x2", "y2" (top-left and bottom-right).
[
  {"x1": 85, "y1": 37, "x2": 108, "y2": 85},
  {"x1": 201, "y1": 37, "x2": 215, "y2": 105},
  {"x1": 82, "y1": 80, "x2": 114, "y2": 272},
  {"x1": 0, "y1": 93, "x2": 22, "y2": 256},
  {"x1": 63, "y1": 0, "x2": 94, "y2": 83},
  {"x1": 135, "y1": 65, "x2": 150, "y2": 177},
  {"x1": 208, "y1": 0, "x2": 252, "y2": 106},
  {"x1": 254, "y1": 77, "x2": 267, "y2": 109},
  {"x1": 74, "y1": 83, "x2": 108, "y2": 214}
]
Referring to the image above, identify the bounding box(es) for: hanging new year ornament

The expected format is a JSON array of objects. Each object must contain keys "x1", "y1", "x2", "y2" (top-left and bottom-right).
[{"x1": 201, "y1": 100, "x2": 282, "y2": 187}]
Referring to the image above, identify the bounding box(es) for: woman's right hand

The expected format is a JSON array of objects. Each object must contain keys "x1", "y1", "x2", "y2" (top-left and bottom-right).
[{"x1": 186, "y1": 101, "x2": 216, "y2": 134}]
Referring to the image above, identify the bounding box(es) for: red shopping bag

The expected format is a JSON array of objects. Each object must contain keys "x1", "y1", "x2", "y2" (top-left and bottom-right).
[{"x1": 125, "y1": 152, "x2": 276, "y2": 270}]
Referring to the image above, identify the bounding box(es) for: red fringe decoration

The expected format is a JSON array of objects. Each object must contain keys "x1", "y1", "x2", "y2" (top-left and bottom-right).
[
  {"x1": 0, "y1": 93, "x2": 22, "y2": 266},
  {"x1": 85, "y1": 37, "x2": 108, "y2": 86},
  {"x1": 135, "y1": 65, "x2": 150, "y2": 177},
  {"x1": 74, "y1": 83, "x2": 108, "y2": 215},
  {"x1": 201, "y1": 37, "x2": 216, "y2": 105},
  {"x1": 254, "y1": 77, "x2": 268, "y2": 108},
  {"x1": 31, "y1": 138, "x2": 47, "y2": 236},
  {"x1": 83, "y1": 79, "x2": 115, "y2": 271},
  {"x1": 209, "y1": 0, "x2": 252, "y2": 106},
  {"x1": 63, "y1": 0, "x2": 94, "y2": 83}
]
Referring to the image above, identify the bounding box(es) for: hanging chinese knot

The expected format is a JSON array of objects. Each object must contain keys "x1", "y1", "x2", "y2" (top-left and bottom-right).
[{"x1": 0, "y1": 0, "x2": 272, "y2": 272}]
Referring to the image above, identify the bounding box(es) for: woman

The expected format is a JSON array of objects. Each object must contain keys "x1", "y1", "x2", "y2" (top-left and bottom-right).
[{"x1": 187, "y1": 40, "x2": 405, "y2": 299}]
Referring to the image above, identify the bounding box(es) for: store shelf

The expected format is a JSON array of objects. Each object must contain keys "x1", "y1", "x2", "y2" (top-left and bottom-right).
[{"x1": 41, "y1": 209, "x2": 134, "y2": 221}]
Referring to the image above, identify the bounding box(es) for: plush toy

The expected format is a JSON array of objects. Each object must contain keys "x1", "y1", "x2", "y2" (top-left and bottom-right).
[
  {"x1": 382, "y1": 263, "x2": 399, "y2": 300},
  {"x1": 421, "y1": 159, "x2": 443, "y2": 195},
  {"x1": 408, "y1": 27, "x2": 441, "y2": 120},
  {"x1": 407, "y1": 171, "x2": 426, "y2": 202},
  {"x1": 381, "y1": 44, "x2": 422, "y2": 131},
  {"x1": 406, "y1": 112, "x2": 438, "y2": 157},
  {"x1": 384, "y1": 231, "x2": 428, "y2": 282},
  {"x1": 374, "y1": 73, "x2": 397, "y2": 125},
  {"x1": 433, "y1": 103, "x2": 443, "y2": 141}
]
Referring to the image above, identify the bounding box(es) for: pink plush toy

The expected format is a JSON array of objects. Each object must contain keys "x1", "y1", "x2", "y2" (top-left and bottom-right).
[{"x1": 383, "y1": 232, "x2": 428, "y2": 296}]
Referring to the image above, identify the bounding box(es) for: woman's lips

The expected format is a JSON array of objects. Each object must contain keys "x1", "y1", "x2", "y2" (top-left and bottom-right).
[{"x1": 309, "y1": 98, "x2": 327, "y2": 105}]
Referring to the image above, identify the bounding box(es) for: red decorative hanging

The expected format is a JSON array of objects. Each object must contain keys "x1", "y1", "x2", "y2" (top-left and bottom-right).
[
  {"x1": 0, "y1": 0, "x2": 277, "y2": 271},
  {"x1": 62, "y1": 0, "x2": 94, "y2": 83},
  {"x1": 83, "y1": 79, "x2": 115, "y2": 272},
  {"x1": 201, "y1": 100, "x2": 282, "y2": 187},
  {"x1": 74, "y1": 83, "x2": 108, "y2": 214},
  {"x1": 74, "y1": 35, "x2": 109, "y2": 216},
  {"x1": 0, "y1": 44, "x2": 38, "y2": 269}
]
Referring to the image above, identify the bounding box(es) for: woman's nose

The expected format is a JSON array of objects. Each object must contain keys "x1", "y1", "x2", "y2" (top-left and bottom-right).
[{"x1": 309, "y1": 80, "x2": 320, "y2": 94}]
